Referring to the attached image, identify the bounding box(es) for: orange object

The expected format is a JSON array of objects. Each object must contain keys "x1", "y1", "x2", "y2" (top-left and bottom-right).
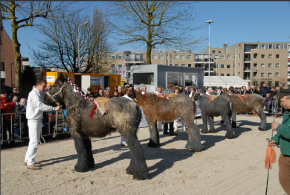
[{"x1": 264, "y1": 145, "x2": 277, "y2": 169}]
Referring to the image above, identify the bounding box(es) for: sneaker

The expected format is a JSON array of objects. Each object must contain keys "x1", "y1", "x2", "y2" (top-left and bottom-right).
[
  {"x1": 121, "y1": 142, "x2": 128, "y2": 147},
  {"x1": 24, "y1": 161, "x2": 40, "y2": 166},
  {"x1": 27, "y1": 164, "x2": 42, "y2": 170}
]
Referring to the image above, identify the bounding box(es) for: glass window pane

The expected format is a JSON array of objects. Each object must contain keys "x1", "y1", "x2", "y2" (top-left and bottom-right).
[{"x1": 133, "y1": 73, "x2": 154, "y2": 85}]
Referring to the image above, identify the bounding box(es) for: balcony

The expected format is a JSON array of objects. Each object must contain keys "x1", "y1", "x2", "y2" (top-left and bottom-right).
[
  {"x1": 244, "y1": 58, "x2": 251, "y2": 62},
  {"x1": 244, "y1": 48, "x2": 251, "y2": 52},
  {"x1": 194, "y1": 59, "x2": 214, "y2": 63},
  {"x1": 244, "y1": 68, "x2": 251, "y2": 72},
  {"x1": 244, "y1": 76, "x2": 251, "y2": 80}
]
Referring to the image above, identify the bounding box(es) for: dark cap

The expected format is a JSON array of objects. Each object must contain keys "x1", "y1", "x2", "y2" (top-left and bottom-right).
[{"x1": 87, "y1": 88, "x2": 91, "y2": 91}]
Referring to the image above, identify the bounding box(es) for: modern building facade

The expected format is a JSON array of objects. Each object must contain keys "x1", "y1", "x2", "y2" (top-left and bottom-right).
[{"x1": 106, "y1": 42, "x2": 290, "y2": 87}]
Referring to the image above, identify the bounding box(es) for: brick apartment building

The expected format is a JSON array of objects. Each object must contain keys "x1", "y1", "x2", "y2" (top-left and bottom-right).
[{"x1": 106, "y1": 42, "x2": 290, "y2": 87}]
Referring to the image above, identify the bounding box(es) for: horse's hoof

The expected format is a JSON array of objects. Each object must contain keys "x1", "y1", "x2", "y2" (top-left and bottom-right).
[
  {"x1": 208, "y1": 129, "x2": 216, "y2": 133},
  {"x1": 74, "y1": 164, "x2": 89, "y2": 172},
  {"x1": 148, "y1": 142, "x2": 160, "y2": 147},
  {"x1": 232, "y1": 122, "x2": 237, "y2": 128},
  {"x1": 258, "y1": 127, "x2": 267, "y2": 131},
  {"x1": 225, "y1": 132, "x2": 235, "y2": 139},
  {"x1": 201, "y1": 129, "x2": 207, "y2": 134}
]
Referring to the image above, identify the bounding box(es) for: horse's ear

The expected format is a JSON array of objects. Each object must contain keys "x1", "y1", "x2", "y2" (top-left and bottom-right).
[{"x1": 58, "y1": 73, "x2": 65, "y2": 84}]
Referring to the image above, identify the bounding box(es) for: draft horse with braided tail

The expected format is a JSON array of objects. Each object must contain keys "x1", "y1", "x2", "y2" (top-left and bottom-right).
[
  {"x1": 223, "y1": 93, "x2": 267, "y2": 131},
  {"x1": 44, "y1": 74, "x2": 148, "y2": 180},
  {"x1": 134, "y1": 91, "x2": 202, "y2": 152},
  {"x1": 192, "y1": 93, "x2": 235, "y2": 139}
]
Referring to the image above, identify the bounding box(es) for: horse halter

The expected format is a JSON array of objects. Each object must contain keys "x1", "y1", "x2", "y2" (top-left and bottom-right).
[{"x1": 46, "y1": 86, "x2": 64, "y2": 106}]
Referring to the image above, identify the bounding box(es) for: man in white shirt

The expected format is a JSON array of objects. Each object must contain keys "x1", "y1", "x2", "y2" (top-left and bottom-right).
[
  {"x1": 206, "y1": 87, "x2": 213, "y2": 96},
  {"x1": 24, "y1": 79, "x2": 60, "y2": 170}
]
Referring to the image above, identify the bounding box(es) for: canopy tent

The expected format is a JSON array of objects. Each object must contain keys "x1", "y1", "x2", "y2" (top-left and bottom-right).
[{"x1": 204, "y1": 76, "x2": 248, "y2": 89}]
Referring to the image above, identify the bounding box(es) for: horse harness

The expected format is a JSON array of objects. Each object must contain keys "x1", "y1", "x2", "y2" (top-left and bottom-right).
[{"x1": 46, "y1": 86, "x2": 63, "y2": 138}]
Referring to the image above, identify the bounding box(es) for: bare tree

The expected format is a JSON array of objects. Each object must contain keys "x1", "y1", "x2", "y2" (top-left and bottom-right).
[
  {"x1": 31, "y1": 8, "x2": 113, "y2": 73},
  {"x1": 0, "y1": 1, "x2": 73, "y2": 94},
  {"x1": 108, "y1": 1, "x2": 204, "y2": 64}
]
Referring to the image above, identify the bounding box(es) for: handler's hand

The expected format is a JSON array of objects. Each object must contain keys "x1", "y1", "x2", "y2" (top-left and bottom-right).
[
  {"x1": 271, "y1": 121, "x2": 279, "y2": 131},
  {"x1": 54, "y1": 106, "x2": 60, "y2": 111},
  {"x1": 270, "y1": 140, "x2": 277, "y2": 147}
]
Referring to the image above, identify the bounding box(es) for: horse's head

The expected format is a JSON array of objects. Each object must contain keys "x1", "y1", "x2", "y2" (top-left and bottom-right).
[
  {"x1": 192, "y1": 92, "x2": 200, "y2": 101},
  {"x1": 44, "y1": 73, "x2": 67, "y2": 108}
]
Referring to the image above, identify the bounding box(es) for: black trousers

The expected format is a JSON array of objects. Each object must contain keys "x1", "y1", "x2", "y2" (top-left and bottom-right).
[
  {"x1": 3, "y1": 120, "x2": 14, "y2": 143},
  {"x1": 163, "y1": 122, "x2": 174, "y2": 134}
]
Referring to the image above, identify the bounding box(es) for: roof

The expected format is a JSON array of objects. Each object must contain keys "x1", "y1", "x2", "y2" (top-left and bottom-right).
[{"x1": 204, "y1": 76, "x2": 248, "y2": 87}]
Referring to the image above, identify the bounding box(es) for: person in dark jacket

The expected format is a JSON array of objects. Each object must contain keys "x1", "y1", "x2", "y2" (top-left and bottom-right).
[
  {"x1": 182, "y1": 86, "x2": 190, "y2": 96},
  {"x1": 128, "y1": 84, "x2": 136, "y2": 99},
  {"x1": 7, "y1": 87, "x2": 20, "y2": 101},
  {"x1": 86, "y1": 88, "x2": 95, "y2": 99},
  {"x1": 260, "y1": 83, "x2": 270, "y2": 98},
  {"x1": 14, "y1": 98, "x2": 28, "y2": 137}
]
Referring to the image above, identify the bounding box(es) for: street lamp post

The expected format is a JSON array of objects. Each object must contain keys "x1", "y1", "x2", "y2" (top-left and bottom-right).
[
  {"x1": 77, "y1": 21, "x2": 89, "y2": 73},
  {"x1": 124, "y1": 51, "x2": 132, "y2": 84},
  {"x1": 206, "y1": 20, "x2": 213, "y2": 87}
]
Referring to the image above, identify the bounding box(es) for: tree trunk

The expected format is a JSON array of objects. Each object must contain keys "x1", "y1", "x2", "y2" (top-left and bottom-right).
[{"x1": 9, "y1": 2, "x2": 22, "y2": 94}]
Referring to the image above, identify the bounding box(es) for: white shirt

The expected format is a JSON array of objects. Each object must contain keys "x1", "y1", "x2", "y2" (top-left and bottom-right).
[
  {"x1": 26, "y1": 88, "x2": 54, "y2": 120},
  {"x1": 123, "y1": 95, "x2": 132, "y2": 100}
]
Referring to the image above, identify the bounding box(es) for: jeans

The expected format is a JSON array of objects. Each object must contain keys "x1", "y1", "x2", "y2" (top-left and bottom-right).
[{"x1": 163, "y1": 122, "x2": 174, "y2": 134}]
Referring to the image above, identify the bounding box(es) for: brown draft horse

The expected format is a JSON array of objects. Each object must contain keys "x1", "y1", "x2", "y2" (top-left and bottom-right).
[
  {"x1": 134, "y1": 91, "x2": 202, "y2": 152},
  {"x1": 223, "y1": 93, "x2": 267, "y2": 130}
]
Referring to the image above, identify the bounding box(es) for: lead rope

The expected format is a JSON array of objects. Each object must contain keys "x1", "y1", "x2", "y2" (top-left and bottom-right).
[
  {"x1": 53, "y1": 102, "x2": 60, "y2": 138},
  {"x1": 265, "y1": 104, "x2": 278, "y2": 195}
]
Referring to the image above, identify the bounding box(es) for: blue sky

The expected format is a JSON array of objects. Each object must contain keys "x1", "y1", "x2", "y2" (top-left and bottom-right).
[{"x1": 3, "y1": 1, "x2": 290, "y2": 66}]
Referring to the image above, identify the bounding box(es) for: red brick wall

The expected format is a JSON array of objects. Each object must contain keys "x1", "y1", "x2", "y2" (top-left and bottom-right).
[{"x1": 0, "y1": 29, "x2": 15, "y2": 87}]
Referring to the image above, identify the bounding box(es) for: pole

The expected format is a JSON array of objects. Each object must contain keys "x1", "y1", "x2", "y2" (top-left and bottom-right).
[
  {"x1": 208, "y1": 23, "x2": 211, "y2": 87},
  {"x1": 78, "y1": 26, "x2": 80, "y2": 73},
  {"x1": 126, "y1": 55, "x2": 129, "y2": 84}
]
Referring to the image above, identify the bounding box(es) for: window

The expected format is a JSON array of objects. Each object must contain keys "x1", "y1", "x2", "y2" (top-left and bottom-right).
[
  {"x1": 276, "y1": 54, "x2": 280, "y2": 58},
  {"x1": 254, "y1": 63, "x2": 257, "y2": 67},
  {"x1": 227, "y1": 73, "x2": 230, "y2": 76},
  {"x1": 133, "y1": 73, "x2": 154, "y2": 85},
  {"x1": 268, "y1": 54, "x2": 273, "y2": 58},
  {"x1": 166, "y1": 72, "x2": 182, "y2": 86},
  {"x1": 276, "y1": 63, "x2": 280, "y2": 68},
  {"x1": 184, "y1": 73, "x2": 197, "y2": 86},
  {"x1": 111, "y1": 64, "x2": 115, "y2": 67},
  {"x1": 221, "y1": 64, "x2": 225, "y2": 68},
  {"x1": 181, "y1": 64, "x2": 185, "y2": 67},
  {"x1": 187, "y1": 55, "x2": 192, "y2": 60},
  {"x1": 111, "y1": 55, "x2": 116, "y2": 59},
  {"x1": 268, "y1": 72, "x2": 272, "y2": 77},
  {"x1": 175, "y1": 64, "x2": 178, "y2": 66},
  {"x1": 212, "y1": 50, "x2": 215, "y2": 53},
  {"x1": 118, "y1": 64, "x2": 122, "y2": 67},
  {"x1": 253, "y1": 53, "x2": 258, "y2": 58},
  {"x1": 159, "y1": 55, "x2": 164, "y2": 59},
  {"x1": 118, "y1": 55, "x2": 123, "y2": 59},
  {"x1": 221, "y1": 73, "x2": 224, "y2": 76},
  {"x1": 174, "y1": 55, "x2": 179, "y2": 59},
  {"x1": 269, "y1": 44, "x2": 273, "y2": 49},
  {"x1": 188, "y1": 64, "x2": 192, "y2": 67},
  {"x1": 261, "y1": 44, "x2": 265, "y2": 49},
  {"x1": 268, "y1": 63, "x2": 273, "y2": 68},
  {"x1": 261, "y1": 63, "x2": 265, "y2": 68},
  {"x1": 261, "y1": 54, "x2": 265, "y2": 58},
  {"x1": 261, "y1": 72, "x2": 265, "y2": 77},
  {"x1": 181, "y1": 55, "x2": 185, "y2": 59},
  {"x1": 227, "y1": 64, "x2": 231, "y2": 68},
  {"x1": 227, "y1": 55, "x2": 231, "y2": 60},
  {"x1": 215, "y1": 64, "x2": 218, "y2": 68},
  {"x1": 214, "y1": 54, "x2": 218, "y2": 59},
  {"x1": 221, "y1": 55, "x2": 225, "y2": 60},
  {"x1": 276, "y1": 44, "x2": 280, "y2": 49},
  {"x1": 153, "y1": 55, "x2": 157, "y2": 59},
  {"x1": 275, "y1": 72, "x2": 280, "y2": 77},
  {"x1": 218, "y1": 50, "x2": 221, "y2": 53}
]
